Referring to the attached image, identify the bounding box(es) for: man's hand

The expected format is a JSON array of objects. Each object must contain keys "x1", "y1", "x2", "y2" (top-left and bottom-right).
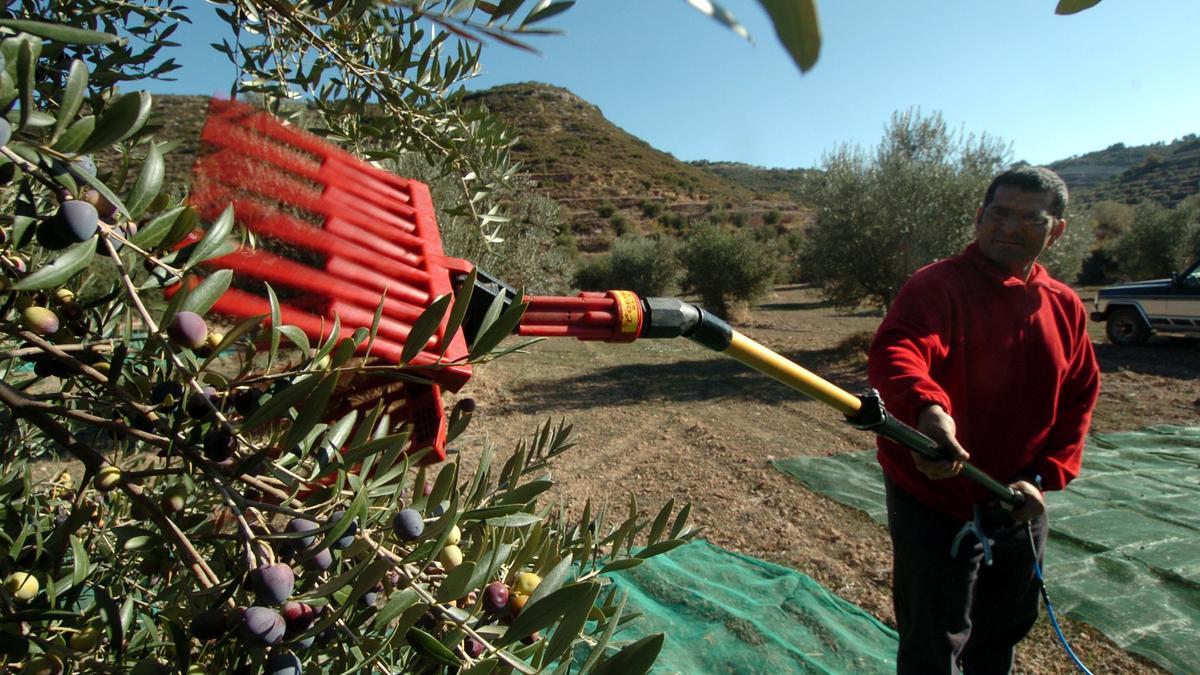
[
  {"x1": 912, "y1": 404, "x2": 970, "y2": 480},
  {"x1": 1005, "y1": 480, "x2": 1046, "y2": 523}
]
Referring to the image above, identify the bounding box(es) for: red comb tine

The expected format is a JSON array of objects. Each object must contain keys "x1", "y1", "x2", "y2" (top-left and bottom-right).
[{"x1": 185, "y1": 98, "x2": 475, "y2": 462}]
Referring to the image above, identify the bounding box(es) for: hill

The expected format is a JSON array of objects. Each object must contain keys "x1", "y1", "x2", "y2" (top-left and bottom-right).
[
  {"x1": 1049, "y1": 135, "x2": 1200, "y2": 206},
  {"x1": 138, "y1": 90, "x2": 1197, "y2": 242},
  {"x1": 464, "y1": 83, "x2": 811, "y2": 249}
]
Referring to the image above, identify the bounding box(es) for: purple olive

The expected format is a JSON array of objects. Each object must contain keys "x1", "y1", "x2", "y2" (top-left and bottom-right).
[
  {"x1": 150, "y1": 381, "x2": 184, "y2": 409},
  {"x1": 33, "y1": 357, "x2": 70, "y2": 378},
  {"x1": 238, "y1": 606, "x2": 285, "y2": 646},
  {"x1": 54, "y1": 200, "x2": 100, "y2": 243},
  {"x1": 264, "y1": 651, "x2": 302, "y2": 675},
  {"x1": 202, "y1": 428, "x2": 237, "y2": 461},
  {"x1": 281, "y1": 601, "x2": 316, "y2": 634},
  {"x1": 190, "y1": 608, "x2": 227, "y2": 641},
  {"x1": 482, "y1": 581, "x2": 509, "y2": 613},
  {"x1": 36, "y1": 219, "x2": 73, "y2": 250},
  {"x1": 455, "y1": 397, "x2": 476, "y2": 414},
  {"x1": 327, "y1": 510, "x2": 357, "y2": 549},
  {"x1": 21, "y1": 306, "x2": 60, "y2": 336},
  {"x1": 464, "y1": 636, "x2": 485, "y2": 659},
  {"x1": 169, "y1": 311, "x2": 208, "y2": 350},
  {"x1": 284, "y1": 518, "x2": 320, "y2": 550},
  {"x1": 185, "y1": 386, "x2": 219, "y2": 419},
  {"x1": 251, "y1": 563, "x2": 295, "y2": 605},
  {"x1": 232, "y1": 387, "x2": 263, "y2": 415},
  {"x1": 391, "y1": 509, "x2": 424, "y2": 541},
  {"x1": 304, "y1": 547, "x2": 333, "y2": 572}
]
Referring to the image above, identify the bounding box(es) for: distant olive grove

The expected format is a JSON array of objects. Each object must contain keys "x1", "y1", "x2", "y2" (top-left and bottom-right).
[{"x1": 574, "y1": 106, "x2": 1196, "y2": 314}]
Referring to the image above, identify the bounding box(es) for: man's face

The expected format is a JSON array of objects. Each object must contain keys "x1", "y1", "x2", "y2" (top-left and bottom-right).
[{"x1": 975, "y1": 185, "x2": 1066, "y2": 278}]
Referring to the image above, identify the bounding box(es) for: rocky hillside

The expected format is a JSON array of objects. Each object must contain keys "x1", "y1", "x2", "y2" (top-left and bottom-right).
[
  {"x1": 139, "y1": 89, "x2": 1197, "y2": 244},
  {"x1": 465, "y1": 83, "x2": 811, "y2": 249},
  {"x1": 1049, "y1": 135, "x2": 1200, "y2": 206}
]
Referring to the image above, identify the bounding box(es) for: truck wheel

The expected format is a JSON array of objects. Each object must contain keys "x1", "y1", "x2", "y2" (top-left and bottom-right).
[{"x1": 1106, "y1": 308, "x2": 1150, "y2": 345}]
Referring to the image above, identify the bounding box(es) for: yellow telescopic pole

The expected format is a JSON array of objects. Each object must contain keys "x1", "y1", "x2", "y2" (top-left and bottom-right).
[{"x1": 725, "y1": 332, "x2": 863, "y2": 415}]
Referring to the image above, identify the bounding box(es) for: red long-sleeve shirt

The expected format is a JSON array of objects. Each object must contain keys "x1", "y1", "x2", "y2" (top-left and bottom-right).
[{"x1": 868, "y1": 242, "x2": 1100, "y2": 520}]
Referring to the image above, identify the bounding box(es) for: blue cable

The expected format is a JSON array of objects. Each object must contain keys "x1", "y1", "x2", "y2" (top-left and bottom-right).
[{"x1": 1027, "y1": 523, "x2": 1093, "y2": 675}]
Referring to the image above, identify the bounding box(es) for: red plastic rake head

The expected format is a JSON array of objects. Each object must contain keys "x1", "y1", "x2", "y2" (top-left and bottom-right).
[
  {"x1": 183, "y1": 99, "x2": 477, "y2": 461},
  {"x1": 182, "y1": 99, "x2": 649, "y2": 462}
]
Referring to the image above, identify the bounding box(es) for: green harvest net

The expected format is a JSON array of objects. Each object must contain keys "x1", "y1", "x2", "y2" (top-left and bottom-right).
[
  {"x1": 601, "y1": 539, "x2": 897, "y2": 674},
  {"x1": 771, "y1": 425, "x2": 1200, "y2": 674}
]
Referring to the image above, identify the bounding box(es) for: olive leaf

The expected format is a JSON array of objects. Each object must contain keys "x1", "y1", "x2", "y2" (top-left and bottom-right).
[
  {"x1": 79, "y1": 91, "x2": 152, "y2": 153},
  {"x1": 758, "y1": 0, "x2": 821, "y2": 73},
  {"x1": 0, "y1": 19, "x2": 121, "y2": 45},
  {"x1": 591, "y1": 633, "x2": 665, "y2": 675},
  {"x1": 180, "y1": 269, "x2": 233, "y2": 316},
  {"x1": 51, "y1": 59, "x2": 87, "y2": 140},
  {"x1": 125, "y1": 141, "x2": 164, "y2": 218},
  {"x1": 13, "y1": 238, "x2": 96, "y2": 290}
]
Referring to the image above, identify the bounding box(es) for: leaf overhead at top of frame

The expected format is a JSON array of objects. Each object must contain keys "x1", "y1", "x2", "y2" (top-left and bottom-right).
[
  {"x1": 0, "y1": 19, "x2": 122, "y2": 45},
  {"x1": 1056, "y1": 0, "x2": 1102, "y2": 15},
  {"x1": 685, "y1": 0, "x2": 751, "y2": 42},
  {"x1": 521, "y1": 0, "x2": 574, "y2": 27},
  {"x1": 758, "y1": 0, "x2": 821, "y2": 73}
]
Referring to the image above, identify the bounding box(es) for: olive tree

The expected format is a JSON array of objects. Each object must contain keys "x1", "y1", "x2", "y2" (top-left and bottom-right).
[
  {"x1": 0, "y1": 5, "x2": 699, "y2": 674},
  {"x1": 800, "y1": 109, "x2": 1011, "y2": 309}
]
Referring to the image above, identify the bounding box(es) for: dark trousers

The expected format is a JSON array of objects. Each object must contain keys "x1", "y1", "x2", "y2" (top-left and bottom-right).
[{"x1": 885, "y1": 477, "x2": 1047, "y2": 675}]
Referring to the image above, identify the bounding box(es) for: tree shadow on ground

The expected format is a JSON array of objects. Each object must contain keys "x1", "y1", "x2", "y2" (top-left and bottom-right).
[
  {"x1": 508, "y1": 345, "x2": 871, "y2": 414},
  {"x1": 1095, "y1": 339, "x2": 1200, "y2": 380}
]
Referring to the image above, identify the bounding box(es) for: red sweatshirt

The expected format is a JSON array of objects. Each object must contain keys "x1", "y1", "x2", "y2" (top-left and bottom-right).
[{"x1": 868, "y1": 242, "x2": 1100, "y2": 520}]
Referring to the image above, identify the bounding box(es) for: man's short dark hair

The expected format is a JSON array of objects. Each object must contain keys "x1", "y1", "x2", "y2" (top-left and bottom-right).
[{"x1": 983, "y1": 166, "x2": 1069, "y2": 218}]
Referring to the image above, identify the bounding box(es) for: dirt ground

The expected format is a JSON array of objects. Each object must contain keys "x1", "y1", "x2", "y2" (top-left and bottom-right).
[{"x1": 456, "y1": 284, "x2": 1200, "y2": 675}]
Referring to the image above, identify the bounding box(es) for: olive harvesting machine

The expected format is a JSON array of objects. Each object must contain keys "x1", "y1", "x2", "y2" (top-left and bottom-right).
[{"x1": 182, "y1": 99, "x2": 1023, "y2": 508}]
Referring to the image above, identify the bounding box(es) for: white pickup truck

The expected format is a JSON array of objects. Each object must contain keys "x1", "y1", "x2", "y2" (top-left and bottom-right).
[{"x1": 1091, "y1": 256, "x2": 1200, "y2": 345}]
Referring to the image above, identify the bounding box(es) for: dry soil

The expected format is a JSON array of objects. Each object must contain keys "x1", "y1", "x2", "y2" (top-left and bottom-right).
[{"x1": 457, "y1": 284, "x2": 1200, "y2": 675}]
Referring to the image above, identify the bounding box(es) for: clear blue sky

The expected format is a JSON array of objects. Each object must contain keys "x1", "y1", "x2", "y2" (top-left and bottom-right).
[{"x1": 147, "y1": 0, "x2": 1200, "y2": 170}]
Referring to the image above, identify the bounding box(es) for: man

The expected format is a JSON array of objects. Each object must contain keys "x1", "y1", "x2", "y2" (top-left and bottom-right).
[{"x1": 868, "y1": 166, "x2": 1100, "y2": 674}]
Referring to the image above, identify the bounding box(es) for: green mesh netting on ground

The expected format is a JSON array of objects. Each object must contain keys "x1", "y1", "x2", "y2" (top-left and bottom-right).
[
  {"x1": 771, "y1": 425, "x2": 1200, "y2": 674},
  {"x1": 602, "y1": 539, "x2": 897, "y2": 674}
]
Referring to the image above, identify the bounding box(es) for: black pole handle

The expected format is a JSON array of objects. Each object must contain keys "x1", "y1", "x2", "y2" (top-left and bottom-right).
[{"x1": 847, "y1": 390, "x2": 1025, "y2": 507}]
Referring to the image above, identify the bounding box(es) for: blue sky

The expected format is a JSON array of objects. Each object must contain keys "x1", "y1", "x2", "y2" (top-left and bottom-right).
[{"x1": 147, "y1": 1, "x2": 1200, "y2": 170}]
